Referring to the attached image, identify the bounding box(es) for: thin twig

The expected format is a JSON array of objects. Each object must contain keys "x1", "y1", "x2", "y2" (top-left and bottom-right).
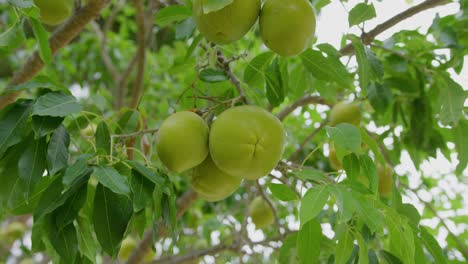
[
  {"x1": 255, "y1": 180, "x2": 282, "y2": 236},
  {"x1": 112, "y1": 128, "x2": 158, "y2": 139},
  {"x1": 129, "y1": 0, "x2": 147, "y2": 109},
  {"x1": 288, "y1": 121, "x2": 328, "y2": 162},
  {"x1": 217, "y1": 51, "x2": 250, "y2": 104},
  {"x1": 276, "y1": 95, "x2": 331, "y2": 121},
  {"x1": 339, "y1": 0, "x2": 451, "y2": 56},
  {"x1": 91, "y1": 21, "x2": 119, "y2": 80},
  {"x1": 0, "y1": 0, "x2": 112, "y2": 109}
]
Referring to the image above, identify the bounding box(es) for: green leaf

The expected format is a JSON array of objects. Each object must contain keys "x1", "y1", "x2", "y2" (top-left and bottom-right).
[
  {"x1": 49, "y1": 223, "x2": 78, "y2": 263},
  {"x1": 265, "y1": 58, "x2": 285, "y2": 107},
  {"x1": 32, "y1": 92, "x2": 82, "y2": 117},
  {"x1": 293, "y1": 168, "x2": 328, "y2": 183},
  {"x1": 453, "y1": 120, "x2": 468, "y2": 174},
  {"x1": 343, "y1": 153, "x2": 360, "y2": 181},
  {"x1": 47, "y1": 126, "x2": 70, "y2": 176},
  {"x1": 380, "y1": 250, "x2": 403, "y2": 264},
  {"x1": 420, "y1": 226, "x2": 447, "y2": 264},
  {"x1": 397, "y1": 203, "x2": 421, "y2": 227},
  {"x1": 348, "y1": 3, "x2": 377, "y2": 26},
  {"x1": 199, "y1": 68, "x2": 228, "y2": 83},
  {"x1": 335, "y1": 228, "x2": 354, "y2": 264},
  {"x1": 356, "y1": 233, "x2": 369, "y2": 264},
  {"x1": 94, "y1": 166, "x2": 130, "y2": 196},
  {"x1": 360, "y1": 128, "x2": 386, "y2": 166},
  {"x1": 130, "y1": 170, "x2": 155, "y2": 212},
  {"x1": 268, "y1": 183, "x2": 298, "y2": 201},
  {"x1": 384, "y1": 208, "x2": 415, "y2": 263},
  {"x1": 300, "y1": 185, "x2": 329, "y2": 225},
  {"x1": 359, "y1": 154, "x2": 378, "y2": 194},
  {"x1": 175, "y1": 18, "x2": 195, "y2": 40},
  {"x1": 126, "y1": 160, "x2": 164, "y2": 186},
  {"x1": 326, "y1": 124, "x2": 361, "y2": 153},
  {"x1": 18, "y1": 135, "x2": 47, "y2": 200},
  {"x1": 244, "y1": 51, "x2": 275, "y2": 87},
  {"x1": 297, "y1": 219, "x2": 322, "y2": 264},
  {"x1": 96, "y1": 121, "x2": 111, "y2": 154},
  {"x1": 155, "y1": 5, "x2": 192, "y2": 27},
  {"x1": 279, "y1": 233, "x2": 298, "y2": 264},
  {"x1": 300, "y1": 49, "x2": 352, "y2": 87},
  {"x1": 54, "y1": 185, "x2": 88, "y2": 230},
  {"x1": 3, "y1": 75, "x2": 68, "y2": 95},
  {"x1": 32, "y1": 115, "x2": 64, "y2": 138},
  {"x1": 0, "y1": 22, "x2": 25, "y2": 52},
  {"x1": 93, "y1": 184, "x2": 132, "y2": 257},
  {"x1": 330, "y1": 186, "x2": 356, "y2": 222},
  {"x1": 0, "y1": 100, "x2": 33, "y2": 157},
  {"x1": 202, "y1": 0, "x2": 234, "y2": 13},
  {"x1": 116, "y1": 109, "x2": 139, "y2": 134},
  {"x1": 353, "y1": 195, "x2": 383, "y2": 232},
  {"x1": 368, "y1": 82, "x2": 393, "y2": 113},
  {"x1": 437, "y1": 74, "x2": 465, "y2": 125},
  {"x1": 63, "y1": 155, "x2": 92, "y2": 187},
  {"x1": 30, "y1": 18, "x2": 51, "y2": 65}
]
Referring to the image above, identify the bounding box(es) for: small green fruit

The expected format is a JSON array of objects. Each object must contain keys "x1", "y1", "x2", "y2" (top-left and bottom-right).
[
  {"x1": 328, "y1": 146, "x2": 342, "y2": 170},
  {"x1": 378, "y1": 163, "x2": 393, "y2": 196},
  {"x1": 209, "y1": 105, "x2": 286, "y2": 180},
  {"x1": 329, "y1": 101, "x2": 362, "y2": 126},
  {"x1": 260, "y1": 0, "x2": 316, "y2": 56},
  {"x1": 34, "y1": 0, "x2": 74, "y2": 26},
  {"x1": 249, "y1": 197, "x2": 274, "y2": 228},
  {"x1": 3, "y1": 222, "x2": 26, "y2": 241},
  {"x1": 191, "y1": 156, "x2": 242, "y2": 202},
  {"x1": 80, "y1": 123, "x2": 97, "y2": 137},
  {"x1": 156, "y1": 111, "x2": 209, "y2": 173},
  {"x1": 192, "y1": 0, "x2": 261, "y2": 44},
  {"x1": 118, "y1": 237, "x2": 137, "y2": 260}
]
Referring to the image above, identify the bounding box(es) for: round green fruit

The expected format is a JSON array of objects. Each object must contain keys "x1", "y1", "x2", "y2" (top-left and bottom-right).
[
  {"x1": 209, "y1": 105, "x2": 286, "y2": 180},
  {"x1": 3, "y1": 222, "x2": 26, "y2": 241},
  {"x1": 34, "y1": 0, "x2": 74, "y2": 26},
  {"x1": 191, "y1": 155, "x2": 242, "y2": 202},
  {"x1": 378, "y1": 163, "x2": 393, "y2": 196},
  {"x1": 249, "y1": 196, "x2": 274, "y2": 228},
  {"x1": 80, "y1": 123, "x2": 97, "y2": 137},
  {"x1": 329, "y1": 101, "x2": 362, "y2": 127},
  {"x1": 156, "y1": 111, "x2": 209, "y2": 173},
  {"x1": 118, "y1": 237, "x2": 137, "y2": 260},
  {"x1": 192, "y1": 0, "x2": 261, "y2": 44},
  {"x1": 260, "y1": 0, "x2": 316, "y2": 56}
]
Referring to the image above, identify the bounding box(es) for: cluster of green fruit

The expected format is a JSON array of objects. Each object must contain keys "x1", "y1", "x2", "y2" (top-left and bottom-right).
[
  {"x1": 33, "y1": 0, "x2": 74, "y2": 26},
  {"x1": 327, "y1": 102, "x2": 394, "y2": 196},
  {"x1": 193, "y1": 0, "x2": 316, "y2": 57},
  {"x1": 156, "y1": 105, "x2": 286, "y2": 202}
]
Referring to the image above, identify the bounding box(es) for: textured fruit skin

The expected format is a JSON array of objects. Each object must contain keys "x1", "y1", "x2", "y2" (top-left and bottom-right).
[
  {"x1": 193, "y1": 0, "x2": 261, "y2": 44},
  {"x1": 378, "y1": 163, "x2": 393, "y2": 196},
  {"x1": 191, "y1": 156, "x2": 242, "y2": 202},
  {"x1": 329, "y1": 102, "x2": 362, "y2": 126},
  {"x1": 249, "y1": 196, "x2": 274, "y2": 228},
  {"x1": 260, "y1": 0, "x2": 316, "y2": 56},
  {"x1": 34, "y1": 0, "x2": 74, "y2": 26},
  {"x1": 156, "y1": 111, "x2": 209, "y2": 173},
  {"x1": 118, "y1": 237, "x2": 137, "y2": 260},
  {"x1": 209, "y1": 105, "x2": 286, "y2": 180}
]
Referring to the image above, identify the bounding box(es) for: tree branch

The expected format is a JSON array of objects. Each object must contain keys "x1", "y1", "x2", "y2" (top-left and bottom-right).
[
  {"x1": 0, "y1": 0, "x2": 112, "y2": 109},
  {"x1": 150, "y1": 244, "x2": 238, "y2": 264},
  {"x1": 339, "y1": 0, "x2": 451, "y2": 56},
  {"x1": 276, "y1": 95, "x2": 331, "y2": 121},
  {"x1": 129, "y1": 0, "x2": 147, "y2": 109},
  {"x1": 91, "y1": 21, "x2": 119, "y2": 80},
  {"x1": 288, "y1": 120, "x2": 327, "y2": 162},
  {"x1": 126, "y1": 189, "x2": 198, "y2": 264},
  {"x1": 217, "y1": 51, "x2": 250, "y2": 105}
]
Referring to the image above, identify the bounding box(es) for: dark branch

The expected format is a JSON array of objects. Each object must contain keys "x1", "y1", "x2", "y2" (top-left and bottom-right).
[
  {"x1": 276, "y1": 95, "x2": 331, "y2": 121},
  {"x1": 339, "y1": 0, "x2": 451, "y2": 56}
]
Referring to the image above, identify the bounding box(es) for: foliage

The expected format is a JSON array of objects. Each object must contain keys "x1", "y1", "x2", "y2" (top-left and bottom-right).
[{"x1": 0, "y1": 0, "x2": 467, "y2": 263}]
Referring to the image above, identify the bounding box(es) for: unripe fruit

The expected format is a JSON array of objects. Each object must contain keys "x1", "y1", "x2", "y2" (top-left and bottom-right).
[
  {"x1": 34, "y1": 0, "x2": 74, "y2": 26},
  {"x1": 249, "y1": 197, "x2": 274, "y2": 228},
  {"x1": 329, "y1": 102, "x2": 362, "y2": 127},
  {"x1": 193, "y1": 0, "x2": 261, "y2": 44},
  {"x1": 378, "y1": 163, "x2": 393, "y2": 196},
  {"x1": 260, "y1": 0, "x2": 316, "y2": 56},
  {"x1": 328, "y1": 146, "x2": 342, "y2": 170},
  {"x1": 191, "y1": 156, "x2": 242, "y2": 202},
  {"x1": 209, "y1": 105, "x2": 286, "y2": 180},
  {"x1": 156, "y1": 111, "x2": 209, "y2": 173},
  {"x1": 118, "y1": 237, "x2": 137, "y2": 260},
  {"x1": 80, "y1": 123, "x2": 97, "y2": 138},
  {"x1": 2, "y1": 222, "x2": 26, "y2": 241}
]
